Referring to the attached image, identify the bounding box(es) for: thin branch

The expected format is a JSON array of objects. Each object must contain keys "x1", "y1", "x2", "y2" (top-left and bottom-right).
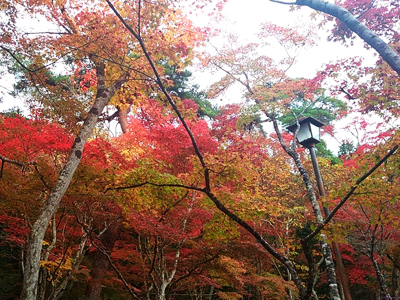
[
  {"x1": 1, "y1": 41, "x2": 92, "y2": 74},
  {"x1": 77, "y1": 215, "x2": 142, "y2": 300},
  {"x1": 269, "y1": 0, "x2": 297, "y2": 4},
  {"x1": 214, "y1": 63, "x2": 252, "y2": 93},
  {"x1": 356, "y1": 0, "x2": 376, "y2": 19},
  {"x1": 104, "y1": 181, "x2": 204, "y2": 193},
  {"x1": 159, "y1": 192, "x2": 189, "y2": 222},
  {"x1": 0, "y1": 46, "x2": 35, "y2": 73},
  {"x1": 0, "y1": 159, "x2": 3, "y2": 179},
  {"x1": 304, "y1": 145, "x2": 399, "y2": 242},
  {"x1": 23, "y1": 31, "x2": 71, "y2": 35},
  {"x1": 339, "y1": 86, "x2": 357, "y2": 100},
  {"x1": 168, "y1": 252, "x2": 220, "y2": 292},
  {"x1": 0, "y1": 155, "x2": 30, "y2": 168},
  {"x1": 147, "y1": 237, "x2": 158, "y2": 279},
  {"x1": 95, "y1": 242, "x2": 143, "y2": 300},
  {"x1": 0, "y1": 154, "x2": 37, "y2": 178},
  {"x1": 34, "y1": 165, "x2": 50, "y2": 190},
  {"x1": 138, "y1": 0, "x2": 142, "y2": 38}
]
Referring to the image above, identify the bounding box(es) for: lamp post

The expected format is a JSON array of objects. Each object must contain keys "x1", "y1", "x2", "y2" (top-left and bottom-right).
[{"x1": 287, "y1": 117, "x2": 352, "y2": 300}]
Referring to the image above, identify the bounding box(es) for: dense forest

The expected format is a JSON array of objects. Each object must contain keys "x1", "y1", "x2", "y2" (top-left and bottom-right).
[{"x1": 1, "y1": 0, "x2": 400, "y2": 300}]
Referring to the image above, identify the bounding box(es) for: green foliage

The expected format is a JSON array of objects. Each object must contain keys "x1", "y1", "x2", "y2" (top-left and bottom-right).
[
  {"x1": 315, "y1": 140, "x2": 341, "y2": 164},
  {"x1": 296, "y1": 223, "x2": 318, "y2": 248},
  {"x1": 0, "y1": 106, "x2": 24, "y2": 118},
  {"x1": 338, "y1": 141, "x2": 356, "y2": 157},
  {"x1": 280, "y1": 93, "x2": 346, "y2": 163},
  {"x1": 203, "y1": 212, "x2": 240, "y2": 242},
  {"x1": 278, "y1": 93, "x2": 347, "y2": 127},
  {"x1": 236, "y1": 104, "x2": 267, "y2": 134},
  {"x1": 163, "y1": 62, "x2": 219, "y2": 118}
]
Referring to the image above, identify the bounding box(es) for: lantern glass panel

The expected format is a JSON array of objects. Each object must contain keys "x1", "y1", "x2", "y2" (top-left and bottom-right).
[
  {"x1": 297, "y1": 123, "x2": 312, "y2": 143},
  {"x1": 310, "y1": 123, "x2": 320, "y2": 141}
]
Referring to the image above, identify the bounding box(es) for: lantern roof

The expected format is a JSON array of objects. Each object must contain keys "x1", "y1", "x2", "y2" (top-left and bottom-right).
[{"x1": 286, "y1": 117, "x2": 324, "y2": 133}]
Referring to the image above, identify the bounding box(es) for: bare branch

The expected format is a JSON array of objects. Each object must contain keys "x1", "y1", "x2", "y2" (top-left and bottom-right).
[
  {"x1": 270, "y1": 0, "x2": 297, "y2": 4},
  {"x1": 356, "y1": 0, "x2": 376, "y2": 19},
  {"x1": 0, "y1": 154, "x2": 37, "y2": 178},
  {"x1": 104, "y1": 181, "x2": 204, "y2": 193},
  {"x1": 95, "y1": 239, "x2": 143, "y2": 300}
]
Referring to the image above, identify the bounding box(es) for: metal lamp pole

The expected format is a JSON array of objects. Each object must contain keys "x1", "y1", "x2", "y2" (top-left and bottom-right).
[
  {"x1": 309, "y1": 145, "x2": 352, "y2": 300},
  {"x1": 287, "y1": 117, "x2": 352, "y2": 300}
]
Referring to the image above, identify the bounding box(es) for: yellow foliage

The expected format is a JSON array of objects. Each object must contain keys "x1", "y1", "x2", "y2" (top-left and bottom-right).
[
  {"x1": 40, "y1": 250, "x2": 73, "y2": 283},
  {"x1": 216, "y1": 291, "x2": 243, "y2": 300}
]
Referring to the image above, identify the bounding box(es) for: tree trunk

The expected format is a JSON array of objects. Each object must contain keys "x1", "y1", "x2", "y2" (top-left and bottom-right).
[
  {"x1": 20, "y1": 63, "x2": 126, "y2": 300},
  {"x1": 48, "y1": 228, "x2": 90, "y2": 300},
  {"x1": 392, "y1": 266, "x2": 399, "y2": 299},
  {"x1": 372, "y1": 258, "x2": 392, "y2": 300},
  {"x1": 208, "y1": 286, "x2": 214, "y2": 300},
  {"x1": 159, "y1": 282, "x2": 167, "y2": 300},
  {"x1": 86, "y1": 224, "x2": 120, "y2": 300},
  {"x1": 272, "y1": 119, "x2": 341, "y2": 300},
  {"x1": 37, "y1": 269, "x2": 47, "y2": 300},
  {"x1": 118, "y1": 105, "x2": 131, "y2": 134}
]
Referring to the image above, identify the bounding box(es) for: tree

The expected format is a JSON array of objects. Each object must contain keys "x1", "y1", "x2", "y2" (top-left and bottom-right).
[
  {"x1": 197, "y1": 18, "x2": 400, "y2": 299},
  {"x1": 2, "y1": 0, "x2": 400, "y2": 299},
  {"x1": 162, "y1": 62, "x2": 219, "y2": 119},
  {"x1": 338, "y1": 141, "x2": 356, "y2": 157},
  {"x1": 0, "y1": 114, "x2": 135, "y2": 300},
  {"x1": 332, "y1": 134, "x2": 400, "y2": 300},
  {"x1": 202, "y1": 24, "x2": 348, "y2": 299},
  {"x1": 107, "y1": 12, "x2": 387, "y2": 299},
  {"x1": 0, "y1": 0, "x2": 206, "y2": 298}
]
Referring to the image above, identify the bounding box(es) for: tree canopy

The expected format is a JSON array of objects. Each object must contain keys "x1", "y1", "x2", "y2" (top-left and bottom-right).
[{"x1": 1, "y1": 1, "x2": 400, "y2": 300}]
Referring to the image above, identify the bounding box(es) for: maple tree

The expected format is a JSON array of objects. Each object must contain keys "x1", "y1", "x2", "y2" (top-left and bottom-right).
[
  {"x1": 0, "y1": 113, "x2": 133, "y2": 299},
  {"x1": 105, "y1": 14, "x2": 395, "y2": 297},
  {"x1": 327, "y1": 131, "x2": 400, "y2": 300},
  {"x1": 201, "y1": 24, "x2": 346, "y2": 299},
  {"x1": 197, "y1": 14, "x2": 400, "y2": 300},
  {"x1": 0, "y1": 0, "x2": 207, "y2": 299},
  {"x1": 2, "y1": 0, "x2": 400, "y2": 299}
]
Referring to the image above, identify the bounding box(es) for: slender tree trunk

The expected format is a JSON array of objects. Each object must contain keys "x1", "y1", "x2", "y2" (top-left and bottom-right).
[
  {"x1": 48, "y1": 229, "x2": 89, "y2": 300},
  {"x1": 392, "y1": 267, "x2": 400, "y2": 298},
  {"x1": 118, "y1": 105, "x2": 131, "y2": 134},
  {"x1": 159, "y1": 283, "x2": 167, "y2": 300},
  {"x1": 208, "y1": 286, "x2": 214, "y2": 300},
  {"x1": 371, "y1": 258, "x2": 392, "y2": 300},
  {"x1": 20, "y1": 63, "x2": 126, "y2": 300},
  {"x1": 86, "y1": 224, "x2": 120, "y2": 300},
  {"x1": 37, "y1": 269, "x2": 47, "y2": 300},
  {"x1": 287, "y1": 268, "x2": 295, "y2": 300},
  {"x1": 272, "y1": 119, "x2": 341, "y2": 300}
]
